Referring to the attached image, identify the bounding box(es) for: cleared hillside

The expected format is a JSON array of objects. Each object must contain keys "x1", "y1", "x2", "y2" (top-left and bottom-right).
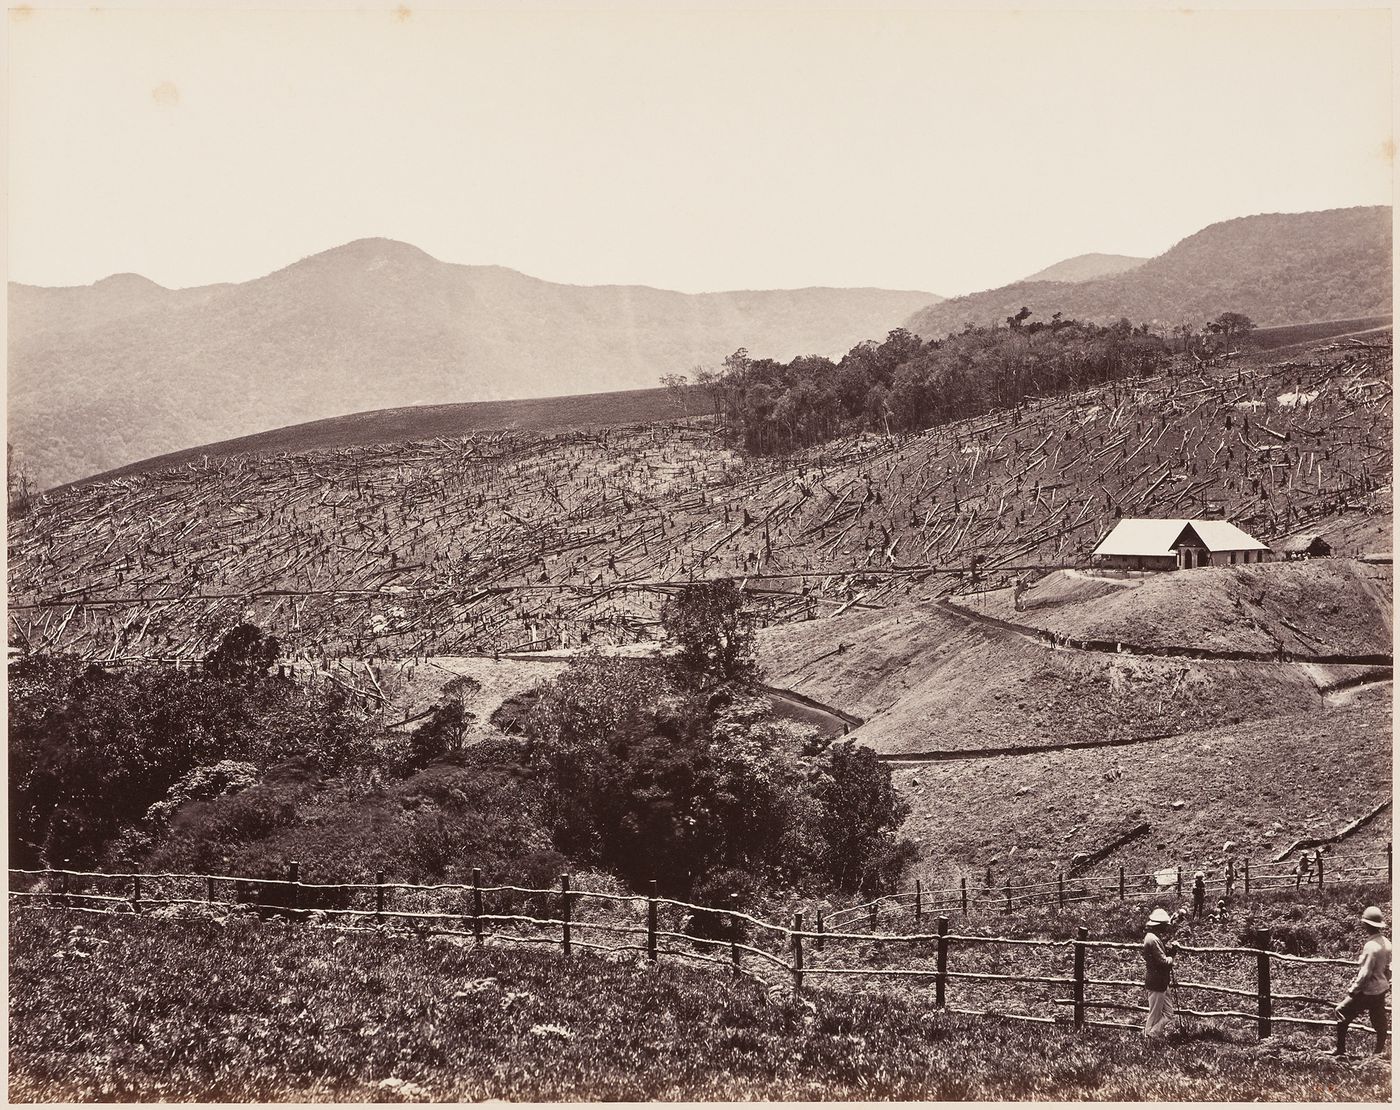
[
  {"x1": 905, "y1": 207, "x2": 1391, "y2": 340},
  {"x1": 9, "y1": 238, "x2": 939, "y2": 488},
  {"x1": 980, "y1": 561, "x2": 1393, "y2": 657},
  {"x1": 757, "y1": 597, "x2": 1368, "y2": 755},
  {"x1": 890, "y1": 695, "x2": 1390, "y2": 882},
  {"x1": 70, "y1": 386, "x2": 695, "y2": 489},
  {"x1": 9, "y1": 340, "x2": 1389, "y2": 664}
]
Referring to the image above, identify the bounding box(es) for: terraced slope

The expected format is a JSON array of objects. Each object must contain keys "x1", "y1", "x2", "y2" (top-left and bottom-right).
[{"x1": 8, "y1": 342, "x2": 1390, "y2": 663}]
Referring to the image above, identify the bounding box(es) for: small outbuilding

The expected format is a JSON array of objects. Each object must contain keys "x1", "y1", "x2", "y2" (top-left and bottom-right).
[
  {"x1": 1276, "y1": 533, "x2": 1332, "y2": 560},
  {"x1": 1091, "y1": 518, "x2": 1270, "y2": 571}
]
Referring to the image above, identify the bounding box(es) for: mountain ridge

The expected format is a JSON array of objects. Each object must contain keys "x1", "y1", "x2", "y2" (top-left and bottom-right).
[{"x1": 9, "y1": 241, "x2": 941, "y2": 488}]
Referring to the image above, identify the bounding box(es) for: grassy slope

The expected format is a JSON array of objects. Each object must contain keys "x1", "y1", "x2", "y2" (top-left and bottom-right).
[
  {"x1": 982, "y1": 561, "x2": 1393, "y2": 656},
  {"x1": 758, "y1": 599, "x2": 1341, "y2": 754},
  {"x1": 9, "y1": 910, "x2": 1390, "y2": 1102}
]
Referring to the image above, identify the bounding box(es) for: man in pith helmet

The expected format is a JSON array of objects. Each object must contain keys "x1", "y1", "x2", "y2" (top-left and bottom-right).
[
  {"x1": 1328, "y1": 906, "x2": 1391, "y2": 1057},
  {"x1": 1143, "y1": 906, "x2": 1178, "y2": 1040}
]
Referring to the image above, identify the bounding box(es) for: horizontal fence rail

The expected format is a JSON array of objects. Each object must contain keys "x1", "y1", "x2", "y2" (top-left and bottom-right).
[
  {"x1": 822, "y1": 845, "x2": 1392, "y2": 927},
  {"x1": 10, "y1": 857, "x2": 1392, "y2": 1051}
]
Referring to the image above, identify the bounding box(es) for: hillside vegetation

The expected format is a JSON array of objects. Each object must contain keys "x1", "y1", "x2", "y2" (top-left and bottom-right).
[
  {"x1": 10, "y1": 909, "x2": 1391, "y2": 1102},
  {"x1": 1020, "y1": 253, "x2": 1147, "y2": 284},
  {"x1": 8, "y1": 238, "x2": 938, "y2": 487},
  {"x1": 905, "y1": 207, "x2": 1391, "y2": 340}
]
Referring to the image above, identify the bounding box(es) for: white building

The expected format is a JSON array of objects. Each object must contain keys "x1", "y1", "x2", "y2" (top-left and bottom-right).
[{"x1": 1091, "y1": 518, "x2": 1270, "y2": 571}]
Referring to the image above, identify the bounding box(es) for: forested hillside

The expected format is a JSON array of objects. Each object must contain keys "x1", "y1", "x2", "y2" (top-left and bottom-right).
[{"x1": 905, "y1": 206, "x2": 1391, "y2": 339}]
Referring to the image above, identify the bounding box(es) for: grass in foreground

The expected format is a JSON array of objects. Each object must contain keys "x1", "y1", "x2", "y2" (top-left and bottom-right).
[{"x1": 9, "y1": 909, "x2": 1390, "y2": 1102}]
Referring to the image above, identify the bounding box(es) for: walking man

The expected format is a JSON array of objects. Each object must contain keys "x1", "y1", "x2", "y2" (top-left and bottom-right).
[
  {"x1": 1328, "y1": 906, "x2": 1391, "y2": 1057},
  {"x1": 1143, "y1": 907, "x2": 1177, "y2": 1040}
]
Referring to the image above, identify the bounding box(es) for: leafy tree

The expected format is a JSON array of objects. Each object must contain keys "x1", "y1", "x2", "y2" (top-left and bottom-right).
[
  {"x1": 811, "y1": 741, "x2": 913, "y2": 893},
  {"x1": 204, "y1": 622, "x2": 279, "y2": 687},
  {"x1": 1208, "y1": 311, "x2": 1257, "y2": 354},
  {"x1": 7, "y1": 442, "x2": 37, "y2": 519},
  {"x1": 408, "y1": 675, "x2": 481, "y2": 768},
  {"x1": 660, "y1": 580, "x2": 759, "y2": 689},
  {"x1": 659, "y1": 372, "x2": 691, "y2": 417}
]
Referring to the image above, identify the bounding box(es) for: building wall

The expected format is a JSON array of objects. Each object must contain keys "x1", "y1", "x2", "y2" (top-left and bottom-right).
[{"x1": 1096, "y1": 554, "x2": 1177, "y2": 572}]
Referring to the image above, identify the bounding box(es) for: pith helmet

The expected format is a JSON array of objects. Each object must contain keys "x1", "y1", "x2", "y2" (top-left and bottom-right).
[
  {"x1": 1361, "y1": 906, "x2": 1387, "y2": 928},
  {"x1": 1147, "y1": 907, "x2": 1173, "y2": 926}
]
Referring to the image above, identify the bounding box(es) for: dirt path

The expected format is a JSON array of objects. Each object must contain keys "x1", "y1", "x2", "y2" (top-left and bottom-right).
[{"x1": 878, "y1": 729, "x2": 1169, "y2": 763}]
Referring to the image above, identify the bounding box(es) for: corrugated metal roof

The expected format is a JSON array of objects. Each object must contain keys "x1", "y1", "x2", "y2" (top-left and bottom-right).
[{"x1": 1092, "y1": 518, "x2": 1269, "y2": 557}]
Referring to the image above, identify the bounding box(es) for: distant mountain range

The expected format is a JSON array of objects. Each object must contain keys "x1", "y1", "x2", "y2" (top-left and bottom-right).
[
  {"x1": 1020, "y1": 253, "x2": 1147, "y2": 284},
  {"x1": 7, "y1": 241, "x2": 940, "y2": 488},
  {"x1": 906, "y1": 206, "x2": 1392, "y2": 340}
]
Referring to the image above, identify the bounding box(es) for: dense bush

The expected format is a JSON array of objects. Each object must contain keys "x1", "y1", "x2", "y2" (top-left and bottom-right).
[
  {"x1": 518, "y1": 584, "x2": 914, "y2": 900},
  {"x1": 8, "y1": 627, "x2": 383, "y2": 869}
]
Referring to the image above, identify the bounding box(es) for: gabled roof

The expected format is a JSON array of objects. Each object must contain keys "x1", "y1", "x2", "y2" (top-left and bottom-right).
[{"x1": 1092, "y1": 518, "x2": 1269, "y2": 557}]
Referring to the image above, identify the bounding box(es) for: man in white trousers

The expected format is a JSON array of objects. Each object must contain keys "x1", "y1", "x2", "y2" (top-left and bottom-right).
[{"x1": 1143, "y1": 906, "x2": 1178, "y2": 1040}]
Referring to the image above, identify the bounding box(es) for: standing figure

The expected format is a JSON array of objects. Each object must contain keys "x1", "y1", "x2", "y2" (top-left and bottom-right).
[
  {"x1": 1143, "y1": 907, "x2": 1178, "y2": 1041},
  {"x1": 1192, "y1": 871, "x2": 1206, "y2": 918},
  {"x1": 1328, "y1": 906, "x2": 1391, "y2": 1057}
]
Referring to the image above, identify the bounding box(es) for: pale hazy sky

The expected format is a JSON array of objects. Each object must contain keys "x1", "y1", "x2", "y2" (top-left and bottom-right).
[{"x1": 7, "y1": 2, "x2": 1393, "y2": 296}]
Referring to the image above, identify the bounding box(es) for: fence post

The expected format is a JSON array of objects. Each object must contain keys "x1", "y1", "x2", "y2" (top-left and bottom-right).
[
  {"x1": 206, "y1": 876, "x2": 215, "y2": 906},
  {"x1": 132, "y1": 874, "x2": 143, "y2": 914},
  {"x1": 1314, "y1": 851, "x2": 1323, "y2": 893},
  {"x1": 1255, "y1": 927, "x2": 1273, "y2": 1039},
  {"x1": 375, "y1": 870, "x2": 385, "y2": 925},
  {"x1": 1058, "y1": 872, "x2": 1066, "y2": 908},
  {"x1": 935, "y1": 916, "x2": 948, "y2": 1008},
  {"x1": 915, "y1": 881, "x2": 923, "y2": 923},
  {"x1": 792, "y1": 912, "x2": 805, "y2": 994},
  {"x1": 287, "y1": 860, "x2": 300, "y2": 914},
  {"x1": 1243, "y1": 858, "x2": 1251, "y2": 895},
  {"x1": 1004, "y1": 879, "x2": 1011, "y2": 913},
  {"x1": 560, "y1": 874, "x2": 572, "y2": 957},
  {"x1": 647, "y1": 880, "x2": 658, "y2": 963},
  {"x1": 816, "y1": 908, "x2": 825, "y2": 951},
  {"x1": 728, "y1": 915, "x2": 740, "y2": 978},
  {"x1": 1175, "y1": 864, "x2": 1182, "y2": 899},
  {"x1": 1119, "y1": 866, "x2": 1126, "y2": 901},
  {"x1": 61, "y1": 860, "x2": 71, "y2": 908},
  {"x1": 1388, "y1": 841, "x2": 1393, "y2": 889},
  {"x1": 1073, "y1": 926, "x2": 1087, "y2": 1030},
  {"x1": 869, "y1": 901, "x2": 878, "y2": 930},
  {"x1": 471, "y1": 868, "x2": 483, "y2": 947},
  {"x1": 960, "y1": 876, "x2": 969, "y2": 915}
]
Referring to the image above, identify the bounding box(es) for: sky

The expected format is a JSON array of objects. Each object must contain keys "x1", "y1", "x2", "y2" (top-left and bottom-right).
[{"x1": 6, "y1": 2, "x2": 1394, "y2": 297}]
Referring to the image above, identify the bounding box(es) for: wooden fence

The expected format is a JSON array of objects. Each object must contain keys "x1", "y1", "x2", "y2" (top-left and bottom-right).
[
  {"x1": 822, "y1": 844, "x2": 1393, "y2": 930},
  {"x1": 10, "y1": 857, "x2": 1391, "y2": 1046}
]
